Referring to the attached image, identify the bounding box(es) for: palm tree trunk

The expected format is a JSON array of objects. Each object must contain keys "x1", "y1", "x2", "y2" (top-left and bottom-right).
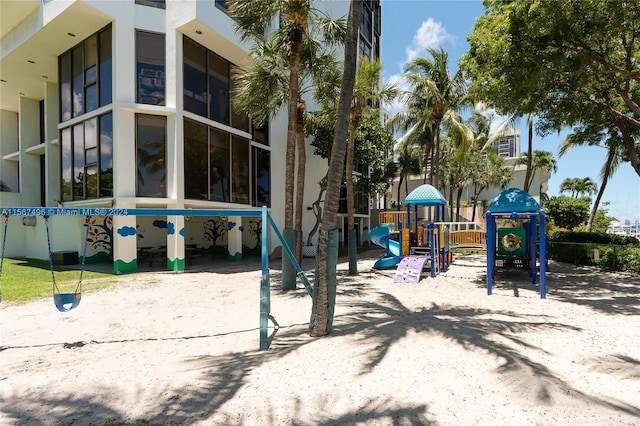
[
  {"x1": 587, "y1": 145, "x2": 615, "y2": 232},
  {"x1": 471, "y1": 185, "x2": 485, "y2": 222},
  {"x1": 294, "y1": 98, "x2": 306, "y2": 263},
  {"x1": 397, "y1": 175, "x2": 404, "y2": 210},
  {"x1": 281, "y1": 11, "x2": 305, "y2": 291},
  {"x1": 311, "y1": 0, "x2": 362, "y2": 337},
  {"x1": 615, "y1": 117, "x2": 640, "y2": 176},
  {"x1": 456, "y1": 187, "x2": 463, "y2": 221},
  {"x1": 346, "y1": 111, "x2": 360, "y2": 276},
  {"x1": 523, "y1": 114, "x2": 534, "y2": 192},
  {"x1": 433, "y1": 122, "x2": 441, "y2": 189}
]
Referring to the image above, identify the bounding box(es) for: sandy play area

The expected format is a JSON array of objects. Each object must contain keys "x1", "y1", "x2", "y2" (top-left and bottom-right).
[{"x1": 0, "y1": 250, "x2": 639, "y2": 425}]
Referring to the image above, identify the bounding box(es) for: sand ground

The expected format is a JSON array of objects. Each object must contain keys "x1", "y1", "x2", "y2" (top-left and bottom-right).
[{"x1": 1, "y1": 250, "x2": 639, "y2": 425}]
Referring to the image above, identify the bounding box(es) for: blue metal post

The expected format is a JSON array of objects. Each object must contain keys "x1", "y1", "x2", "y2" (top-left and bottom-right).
[
  {"x1": 429, "y1": 222, "x2": 436, "y2": 278},
  {"x1": 398, "y1": 220, "x2": 403, "y2": 256},
  {"x1": 486, "y1": 211, "x2": 494, "y2": 295},
  {"x1": 539, "y1": 210, "x2": 547, "y2": 299},
  {"x1": 259, "y1": 206, "x2": 270, "y2": 350}
]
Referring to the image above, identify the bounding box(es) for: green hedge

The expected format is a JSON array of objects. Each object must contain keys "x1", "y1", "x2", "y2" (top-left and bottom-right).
[
  {"x1": 548, "y1": 232, "x2": 640, "y2": 275},
  {"x1": 549, "y1": 231, "x2": 640, "y2": 246}
]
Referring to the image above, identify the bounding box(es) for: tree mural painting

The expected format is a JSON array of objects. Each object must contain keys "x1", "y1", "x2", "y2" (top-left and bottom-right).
[
  {"x1": 203, "y1": 217, "x2": 227, "y2": 249},
  {"x1": 86, "y1": 216, "x2": 113, "y2": 263},
  {"x1": 247, "y1": 219, "x2": 262, "y2": 248}
]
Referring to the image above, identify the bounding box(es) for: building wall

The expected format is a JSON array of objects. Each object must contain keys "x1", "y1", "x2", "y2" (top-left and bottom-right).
[{"x1": 1, "y1": 0, "x2": 378, "y2": 268}]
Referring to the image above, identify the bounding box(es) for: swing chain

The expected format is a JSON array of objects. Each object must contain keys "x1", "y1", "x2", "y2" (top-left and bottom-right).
[
  {"x1": 44, "y1": 215, "x2": 59, "y2": 293},
  {"x1": 0, "y1": 213, "x2": 9, "y2": 303},
  {"x1": 77, "y1": 215, "x2": 92, "y2": 292},
  {"x1": 45, "y1": 215, "x2": 92, "y2": 296}
]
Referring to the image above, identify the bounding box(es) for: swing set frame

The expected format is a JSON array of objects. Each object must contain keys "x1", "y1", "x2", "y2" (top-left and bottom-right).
[{"x1": 0, "y1": 206, "x2": 310, "y2": 350}]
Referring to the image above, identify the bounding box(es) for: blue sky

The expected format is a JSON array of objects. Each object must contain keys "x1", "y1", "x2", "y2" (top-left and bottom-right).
[{"x1": 380, "y1": 0, "x2": 640, "y2": 224}]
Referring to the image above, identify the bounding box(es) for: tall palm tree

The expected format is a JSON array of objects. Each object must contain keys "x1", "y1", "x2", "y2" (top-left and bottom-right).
[
  {"x1": 574, "y1": 177, "x2": 598, "y2": 199},
  {"x1": 315, "y1": 57, "x2": 398, "y2": 275},
  {"x1": 395, "y1": 47, "x2": 468, "y2": 189},
  {"x1": 515, "y1": 150, "x2": 557, "y2": 194},
  {"x1": 228, "y1": 0, "x2": 344, "y2": 289},
  {"x1": 394, "y1": 142, "x2": 422, "y2": 209},
  {"x1": 560, "y1": 127, "x2": 625, "y2": 232},
  {"x1": 559, "y1": 177, "x2": 580, "y2": 198},
  {"x1": 311, "y1": 0, "x2": 362, "y2": 337}
]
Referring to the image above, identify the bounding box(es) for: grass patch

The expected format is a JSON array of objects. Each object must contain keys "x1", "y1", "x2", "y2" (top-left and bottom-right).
[{"x1": 1, "y1": 258, "x2": 116, "y2": 305}]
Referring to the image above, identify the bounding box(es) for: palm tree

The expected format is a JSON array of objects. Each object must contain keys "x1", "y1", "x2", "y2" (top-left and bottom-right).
[
  {"x1": 574, "y1": 177, "x2": 598, "y2": 199},
  {"x1": 394, "y1": 142, "x2": 422, "y2": 209},
  {"x1": 394, "y1": 47, "x2": 468, "y2": 189},
  {"x1": 311, "y1": 0, "x2": 362, "y2": 337},
  {"x1": 515, "y1": 150, "x2": 557, "y2": 194},
  {"x1": 315, "y1": 57, "x2": 398, "y2": 275},
  {"x1": 560, "y1": 127, "x2": 625, "y2": 232},
  {"x1": 229, "y1": 0, "x2": 344, "y2": 289},
  {"x1": 559, "y1": 177, "x2": 580, "y2": 198}
]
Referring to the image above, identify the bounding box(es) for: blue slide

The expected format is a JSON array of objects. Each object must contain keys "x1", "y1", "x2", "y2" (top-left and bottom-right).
[{"x1": 369, "y1": 225, "x2": 402, "y2": 269}]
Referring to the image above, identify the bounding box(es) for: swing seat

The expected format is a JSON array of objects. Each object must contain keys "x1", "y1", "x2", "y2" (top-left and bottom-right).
[{"x1": 54, "y1": 292, "x2": 81, "y2": 312}]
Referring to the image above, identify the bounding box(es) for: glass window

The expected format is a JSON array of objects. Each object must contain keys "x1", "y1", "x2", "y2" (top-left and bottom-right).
[
  {"x1": 252, "y1": 122, "x2": 269, "y2": 146},
  {"x1": 231, "y1": 136, "x2": 249, "y2": 204},
  {"x1": 72, "y1": 45, "x2": 84, "y2": 118},
  {"x1": 209, "y1": 128, "x2": 230, "y2": 202},
  {"x1": 99, "y1": 27, "x2": 112, "y2": 106},
  {"x1": 60, "y1": 52, "x2": 72, "y2": 121},
  {"x1": 136, "y1": 31, "x2": 165, "y2": 106},
  {"x1": 184, "y1": 119, "x2": 209, "y2": 200},
  {"x1": 183, "y1": 38, "x2": 208, "y2": 117},
  {"x1": 136, "y1": 114, "x2": 167, "y2": 197},
  {"x1": 209, "y1": 52, "x2": 230, "y2": 124},
  {"x1": 215, "y1": 0, "x2": 228, "y2": 12},
  {"x1": 61, "y1": 128, "x2": 72, "y2": 201},
  {"x1": 252, "y1": 147, "x2": 270, "y2": 207},
  {"x1": 85, "y1": 117, "x2": 98, "y2": 167},
  {"x1": 73, "y1": 124, "x2": 85, "y2": 198},
  {"x1": 184, "y1": 37, "x2": 249, "y2": 131},
  {"x1": 99, "y1": 113, "x2": 113, "y2": 197},
  {"x1": 60, "y1": 25, "x2": 111, "y2": 121},
  {"x1": 86, "y1": 165, "x2": 98, "y2": 199},
  {"x1": 85, "y1": 33, "x2": 98, "y2": 112},
  {"x1": 84, "y1": 34, "x2": 98, "y2": 112},
  {"x1": 135, "y1": 0, "x2": 165, "y2": 9},
  {"x1": 84, "y1": 34, "x2": 97, "y2": 83},
  {"x1": 230, "y1": 75, "x2": 249, "y2": 132}
]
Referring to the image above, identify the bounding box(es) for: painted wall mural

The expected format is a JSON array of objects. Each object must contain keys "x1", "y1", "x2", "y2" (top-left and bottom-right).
[{"x1": 85, "y1": 215, "x2": 113, "y2": 263}]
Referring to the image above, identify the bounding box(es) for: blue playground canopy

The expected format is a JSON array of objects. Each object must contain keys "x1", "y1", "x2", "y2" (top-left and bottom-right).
[
  {"x1": 404, "y1": 184, "x2": 447, "y2": 231},
  {"x1": 487, "y1": 187, "x2": 540, "y2": 213},
  {"x1": 404, "y1": 184, "x2": 447, "y2": 206}
]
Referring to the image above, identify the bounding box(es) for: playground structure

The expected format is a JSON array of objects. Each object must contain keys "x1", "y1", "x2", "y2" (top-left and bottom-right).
[
  {"x1": 485, "y1": 188, "x2": 548, "y2": 298},
  {"x1": 370, "y1": 184, "x2": 452, "y2": 281},
  {"x1": 0, "y1": 206, "x2": 310, "y2": 350}
]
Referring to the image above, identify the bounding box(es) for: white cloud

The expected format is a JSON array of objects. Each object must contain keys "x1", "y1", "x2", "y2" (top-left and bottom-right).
[
  {"x1": 384, "y1": 18, "x2": 454, "y2": 115},
  {"x1": 406, "y1": 18, "x2": 452, "y2": 61}
]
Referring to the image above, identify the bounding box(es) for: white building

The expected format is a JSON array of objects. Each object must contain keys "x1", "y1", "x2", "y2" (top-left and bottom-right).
[{"x1": 0, "y1": 0, "x2": 382, "y2": 273}]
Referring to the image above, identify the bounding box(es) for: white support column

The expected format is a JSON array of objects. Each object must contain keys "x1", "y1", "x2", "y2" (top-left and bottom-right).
[
  {"x1": 227, "y1": 215, "x2": 242, "y2": 261},
  {"x1": 167, "y1": 215, "x2": 185, "y2": 271},
  {"x1": 112, "y1": 202, "x2": 137, "y2": 274}
]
